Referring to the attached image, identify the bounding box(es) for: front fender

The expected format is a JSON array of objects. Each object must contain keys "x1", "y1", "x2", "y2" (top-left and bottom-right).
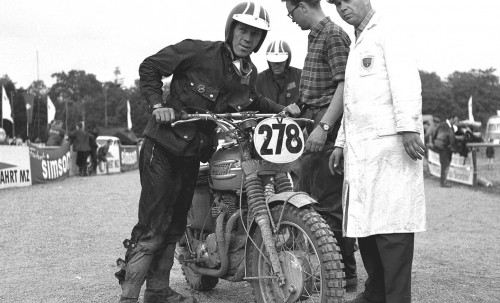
[{"x1": 266, "y1": 191, "x2": 317, "y2": 208}]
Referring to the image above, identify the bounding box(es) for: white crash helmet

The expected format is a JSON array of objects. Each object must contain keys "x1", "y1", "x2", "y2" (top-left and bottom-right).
[
  {"x1": 266, "y1": 40, "x2": 291, "y2": 63},
  {"x1": 225, "y1": 1, "x2": 271, "y2": 53}
]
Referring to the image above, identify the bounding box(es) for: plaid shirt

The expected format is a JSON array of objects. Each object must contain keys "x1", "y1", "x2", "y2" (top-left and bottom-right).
[
  {"x1": 355, "y1": 9, "x2": 376, "y2": 40},
  {"x1": 299, "y1": 17, "x2": 350, "y2": 107}
]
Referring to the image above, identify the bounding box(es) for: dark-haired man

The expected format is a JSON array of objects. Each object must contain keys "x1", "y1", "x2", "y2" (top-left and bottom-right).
[{"x1": 282, "y1": 0, "x2": 358, "y2": 292}]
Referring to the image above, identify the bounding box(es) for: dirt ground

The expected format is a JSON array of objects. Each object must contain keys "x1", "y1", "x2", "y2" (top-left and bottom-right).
[{"x1": 0, "y1": 168, "x2": 498, "y2": 303}]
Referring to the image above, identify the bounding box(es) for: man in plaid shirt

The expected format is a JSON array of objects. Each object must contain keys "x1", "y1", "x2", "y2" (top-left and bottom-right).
[{"x1": 282, "y1": 0, "x2": 358, "y2": 292}]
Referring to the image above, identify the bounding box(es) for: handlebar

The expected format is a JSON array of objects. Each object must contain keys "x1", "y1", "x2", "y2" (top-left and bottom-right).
[{"x1": 171, "y1": 111, "x2": 313, "y2": 127}]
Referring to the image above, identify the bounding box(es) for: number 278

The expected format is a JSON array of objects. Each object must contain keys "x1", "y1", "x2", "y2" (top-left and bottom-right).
[{"x1": 258, "y1": 123, "x2": 303, "y2": 155}]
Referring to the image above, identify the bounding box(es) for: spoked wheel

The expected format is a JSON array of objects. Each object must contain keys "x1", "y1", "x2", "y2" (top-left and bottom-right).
[{"x1": 247, "y1": 205, "x2": 344, "y2": 303}]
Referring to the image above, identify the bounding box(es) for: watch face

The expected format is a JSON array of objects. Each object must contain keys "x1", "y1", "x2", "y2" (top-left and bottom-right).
[{"x1": 320, "y1": 122, "x2": 330, "y2": 131}]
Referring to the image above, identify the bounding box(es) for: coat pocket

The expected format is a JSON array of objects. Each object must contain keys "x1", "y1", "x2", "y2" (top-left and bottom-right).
[
  {"x1": 187, "y1": 75, "x2": 219, "y2": 103},
  {"x1": 358, "y1": 51, "x2": 377, "y2": 77}
]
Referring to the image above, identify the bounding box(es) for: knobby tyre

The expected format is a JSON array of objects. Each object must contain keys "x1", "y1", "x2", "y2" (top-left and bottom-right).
[{"x1": 247, "y1": 204, "x2": 345, "y2": 303}]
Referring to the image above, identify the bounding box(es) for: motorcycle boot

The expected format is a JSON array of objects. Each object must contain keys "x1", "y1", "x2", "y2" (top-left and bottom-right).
[
  {"x1": 335, "y1": 232, "x2": 358, "y2": 293},
  {"x1": 118, "y1": 239, "x2": 154, "y2": 303},
  {"x1": 143, "y1": 243, "x2": 197, "y2": 303}
]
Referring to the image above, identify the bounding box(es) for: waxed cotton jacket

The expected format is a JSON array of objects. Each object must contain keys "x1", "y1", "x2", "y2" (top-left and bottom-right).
[
  {"x1": 255, "y1": 67, "x2": 302, "y2": 107},
  {"x1": 139, "y1": 40, "x2": 285, "y2": 158}
]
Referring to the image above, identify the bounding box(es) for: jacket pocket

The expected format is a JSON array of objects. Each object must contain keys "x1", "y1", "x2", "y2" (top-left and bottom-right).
[
  {"x1": 358, "y1": 51, "x2": 377, "y2": 77},
  {"x1": 187, "y1": 74, "x2": 219, "y2": 103}
]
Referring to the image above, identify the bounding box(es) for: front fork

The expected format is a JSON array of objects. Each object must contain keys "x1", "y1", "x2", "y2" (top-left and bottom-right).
[{"x1": 245, "y1": 172, "x2": 293, "y2": 287}]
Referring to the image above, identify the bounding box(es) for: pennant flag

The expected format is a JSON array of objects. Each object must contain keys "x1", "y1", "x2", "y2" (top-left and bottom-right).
[
  {"x1": 468, "y1": 96, "x2": 475, "y2": 122},
  {"x1": 23, "y1": 92, "x2": 35, "y2": 123},
  {"x1": 1, "y1": 85, "x2": 13, "y2": 122},
  {"x1": 127, "y1": 100, "x2": 132, "y2": 129},
  {"x1": 47, "y1": 95, "x2": 56, "y2": 124}
]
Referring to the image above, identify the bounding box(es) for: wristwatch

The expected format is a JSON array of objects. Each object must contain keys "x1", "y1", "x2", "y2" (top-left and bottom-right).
[
  {"x1": 151, "y1": 103, "x2": 163, "y2": 111},
  {"x1": 318, "y1": 121, "x2": 331, "y2": 131}
]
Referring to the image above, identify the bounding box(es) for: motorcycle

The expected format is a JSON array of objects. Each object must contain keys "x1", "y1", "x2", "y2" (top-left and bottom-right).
[{"x1": 174, "y1": 111, "x2": 346, "y2": 303}]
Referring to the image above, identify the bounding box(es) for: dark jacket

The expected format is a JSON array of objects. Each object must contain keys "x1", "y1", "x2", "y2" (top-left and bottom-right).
[
  {"x1": 432, "y1": 121, "x2": 455, "y2": 151},
  {"x1": 69, "y1": 129, "x2": 93, "y2": 152},
  {"x1": 46, "y1": 126, "x2": 65, "y2": 146},
  {"x1": 255, "y1": 67, "x2": 302, "y2": 106},
  {"x1": 139, "y1": 39, "x2": 285, "y2": 158}
]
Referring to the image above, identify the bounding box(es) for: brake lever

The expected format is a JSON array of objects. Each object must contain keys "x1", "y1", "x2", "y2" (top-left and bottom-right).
[{"x1": 171, "y1": 118, "x2": 200, "y2": 127}]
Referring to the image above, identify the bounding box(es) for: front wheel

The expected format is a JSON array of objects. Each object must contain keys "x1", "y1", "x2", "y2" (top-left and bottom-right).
[{"x1": 247, "y1": 205, "x2": 344, "y2": 303}]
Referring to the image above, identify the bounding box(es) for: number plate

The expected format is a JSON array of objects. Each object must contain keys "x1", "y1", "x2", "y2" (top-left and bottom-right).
[{"x1": 253, "y1": 117, "x2": 304, "y2": 163}]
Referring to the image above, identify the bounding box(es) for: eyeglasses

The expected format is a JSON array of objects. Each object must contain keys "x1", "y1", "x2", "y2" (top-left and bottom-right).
[{"x1": 287, "y1": 3, "x2": 301, "y2": 19}]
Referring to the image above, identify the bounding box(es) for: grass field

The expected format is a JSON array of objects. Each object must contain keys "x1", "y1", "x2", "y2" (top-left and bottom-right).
[{"x1": 0, "y1": 166, "x2": 499, "y2": 303}]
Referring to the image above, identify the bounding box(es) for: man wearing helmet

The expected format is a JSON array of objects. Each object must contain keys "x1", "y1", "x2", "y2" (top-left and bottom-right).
[
  {"x1": 256, "y1": 40, "x2": 302, "y2": 190},
  {"x1": 282, "y1": 0, "x2": 358, "y2": 293},
  {"x1": 115, "y1": 2, "x2": 299, "y2": 303},
  {"x1": 256, "y1": 40, "x2": 302, "y2": 107}
]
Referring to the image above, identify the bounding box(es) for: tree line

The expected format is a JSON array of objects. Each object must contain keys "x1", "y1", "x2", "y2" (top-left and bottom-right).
[{"x1": 1, "y1": 67, "x2": 499, "y2": 141}]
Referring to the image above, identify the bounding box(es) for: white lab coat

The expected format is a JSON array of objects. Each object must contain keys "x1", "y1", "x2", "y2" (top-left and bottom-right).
[{"x1": 336, "y1": 12, "x2": 426, "y2": 237}]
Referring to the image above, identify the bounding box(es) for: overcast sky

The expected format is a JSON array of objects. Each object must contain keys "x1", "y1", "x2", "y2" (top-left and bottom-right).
[{"x1": 1, "y1": 0, "x2": 499, "y2": 89}]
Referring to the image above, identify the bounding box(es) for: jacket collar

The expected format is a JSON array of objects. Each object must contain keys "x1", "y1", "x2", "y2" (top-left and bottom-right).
[
  {"x1": 309, "y1": 17, "x2": 331, "y2": 38},
  {"x1": 355, "y1": 11, "x2": 381, "y2": 46}
]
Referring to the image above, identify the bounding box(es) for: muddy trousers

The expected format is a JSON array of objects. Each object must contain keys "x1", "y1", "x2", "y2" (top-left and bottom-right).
[
  {"x1": 358, "y1": 233, "x2": 414, "y2": 303},
  {"x1": 119, "y1": 138, "x2": 200, "y2": 303},
  {"x1": 120, "y1": 243, "x2": 196, "y2": 303}
]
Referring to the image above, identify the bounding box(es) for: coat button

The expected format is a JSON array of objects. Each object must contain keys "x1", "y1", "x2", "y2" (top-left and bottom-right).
[
  {"x1": 237, "y1": 106, "x2": 241, "y2": 110},
  {"x1": 286, "y1": 93, "x2": 291, "y2": 98},
  {"x1": 190, "y1": 82, "x2": 194, "y2": 86},
  {"x1": 184, "y1": 135, "x2": 188, "y2": 139},
  {"x1": 197, "y1": 85, "x2": 205, "y2": 93},
  {"x1": 210, "y1": 94, "x2": 214, "y2": 98}
]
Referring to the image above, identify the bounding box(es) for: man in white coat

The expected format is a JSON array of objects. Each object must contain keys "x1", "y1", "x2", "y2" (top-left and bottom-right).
[{"x1": 327, "y1": 0, "x2": 426, "y2": 302}]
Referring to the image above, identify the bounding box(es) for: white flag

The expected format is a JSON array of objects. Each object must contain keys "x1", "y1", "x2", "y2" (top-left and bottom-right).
[
  {"x1": 1, "y1": 85, "x2": 13, "y2": 123},
  {"x1": 468, "y1": 96, "x2": 475, "y2": 122},
  {"x1": 47, "y1": 95, "x2": 56, "y2": 124},
  {"x1": 127, "y1": 100, "x2": 132, "y2": 129}
]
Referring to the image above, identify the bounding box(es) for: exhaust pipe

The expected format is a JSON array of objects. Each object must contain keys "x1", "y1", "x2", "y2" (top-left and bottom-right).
[{"x1": 188, "y1": 210, "x2": 241, "y2": 277}]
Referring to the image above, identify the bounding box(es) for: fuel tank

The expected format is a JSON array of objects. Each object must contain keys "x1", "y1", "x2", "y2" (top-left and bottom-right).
[{"x1": 209, "y1": 143, "x2": 244, "y2": 190}]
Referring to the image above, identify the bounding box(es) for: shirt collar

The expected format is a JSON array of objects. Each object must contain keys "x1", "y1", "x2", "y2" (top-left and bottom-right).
[
  {"x1": 355, "y1": 9, "x2": 375, "y2": 40},
  {"x1": 309, "y1": 17, "x2": 331, "y2": 38}
]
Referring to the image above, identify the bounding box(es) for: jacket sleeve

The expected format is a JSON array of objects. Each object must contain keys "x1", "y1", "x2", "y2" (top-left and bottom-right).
[
  {"x1": 139, "y1": 39, "x2": 200, "y2": 110},
  {"x1": 251, "y1": 91, "x2": 285, "y2": 113},
  {"x1": 383, "y1": 20, "x2": 423, "y2": 134}
]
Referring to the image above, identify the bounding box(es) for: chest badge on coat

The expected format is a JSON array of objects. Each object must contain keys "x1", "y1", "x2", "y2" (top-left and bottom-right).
[{"x1": 361, "y1": 56, "x2": 374, "y2": 71}]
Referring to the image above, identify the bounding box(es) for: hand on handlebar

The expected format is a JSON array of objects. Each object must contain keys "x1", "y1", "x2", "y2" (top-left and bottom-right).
[
  {"x1": 152, "y1": 107, "x2": 176, "y2": 124},
  {"x1": 283, "y1": 104, "x2": 301, "y2": 117}
]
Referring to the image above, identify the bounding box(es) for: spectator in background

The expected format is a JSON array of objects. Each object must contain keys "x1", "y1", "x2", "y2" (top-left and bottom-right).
[
  {"x1": 486, "y1": 138, "x2": 495, "y2": 169},
  {"x1": 431, "y1": 115, "x2": 458, "y2": 187},
  {"x1": 68, "y1": 122, "x2": 93, "y2": 177},
  {"x1": 87, "y1": 124, "x2": 99, "y2": 175},
  {"x1": 97, "y1": 139, "x2": 112, "y2": 168},
  {"x1": 256, "y1": 39, "x2": 302, "y2": 190},
  {"x1": 46, "y1": 120, "x2": 66, "y2": 146}
]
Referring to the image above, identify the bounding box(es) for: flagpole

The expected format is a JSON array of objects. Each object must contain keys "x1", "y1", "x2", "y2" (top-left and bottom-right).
[
  {"x1": 37, "y1": 50, "x2": 40, "y2": 81},
  {"x1": 11, "y1": 91, "x2": 15, "y2": 138}
]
